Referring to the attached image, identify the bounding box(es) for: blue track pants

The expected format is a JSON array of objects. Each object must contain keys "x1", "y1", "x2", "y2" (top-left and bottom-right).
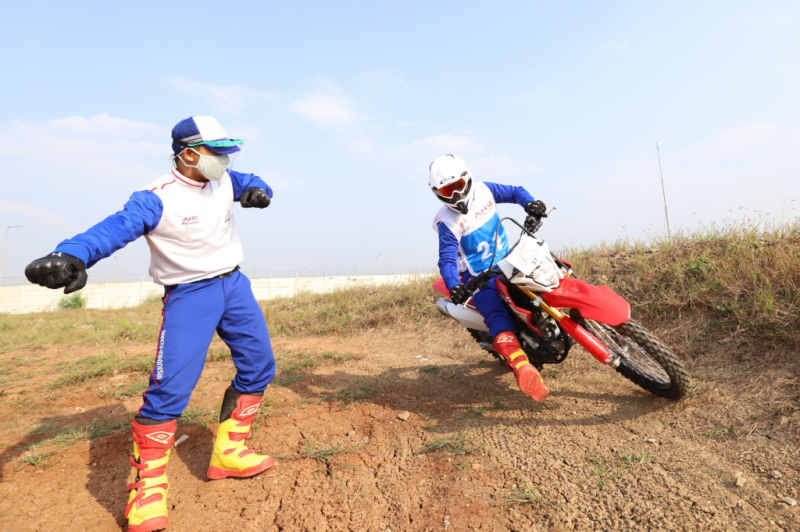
[
  {"x1": 138, "y1": 270, "x2": 275, "y2": 420},
  {"x1": 462, "y1": 272, "x2": 515, "y2": 338}
]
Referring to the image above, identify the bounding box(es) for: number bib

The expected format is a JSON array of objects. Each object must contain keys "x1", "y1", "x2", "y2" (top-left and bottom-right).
[
  {"x1": 460, "y1": 214, "x2": 509, "y2": 273},
  {"x1": 433, "y1": 181, "x2": 510, "y2": 275}
]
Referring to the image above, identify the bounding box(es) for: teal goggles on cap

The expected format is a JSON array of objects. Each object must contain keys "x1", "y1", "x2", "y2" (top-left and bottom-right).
[{"x1": 185, "y1": 138, "x2": 243, "y2": 148}]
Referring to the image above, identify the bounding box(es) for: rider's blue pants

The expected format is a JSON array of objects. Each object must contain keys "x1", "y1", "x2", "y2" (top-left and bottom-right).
[
  {"x1": 138, "y1": 270, "x2": 275, "y2": 420},
  {"x1": 462, "y1": 272, "x2": 516, "y2": 338}
]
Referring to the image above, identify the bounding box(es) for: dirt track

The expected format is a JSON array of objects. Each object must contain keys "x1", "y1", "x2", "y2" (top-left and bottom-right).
[{"x1": 0, "y1": 324, "x2": 798, "y2": 531}]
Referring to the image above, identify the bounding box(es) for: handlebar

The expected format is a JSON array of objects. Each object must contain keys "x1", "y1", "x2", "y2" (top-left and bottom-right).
[{"x1": 455, "y1": 213, "x2": 548, "y2": 303}]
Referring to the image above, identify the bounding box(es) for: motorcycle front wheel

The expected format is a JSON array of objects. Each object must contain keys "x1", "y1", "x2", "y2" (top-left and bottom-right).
[{"x1": 576, "y1": 316, "x2": 690, "y2": 399}]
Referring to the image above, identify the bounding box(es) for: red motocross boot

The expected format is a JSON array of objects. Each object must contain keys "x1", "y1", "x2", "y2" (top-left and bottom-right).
[
  {"x1": 125, "y1": 418, "x2": 176, "y2": 532},
  {"x1": 492, "y1": 331, "x2": 550, "y2": 401},
  {"x1": 207, "y1": 388, "x2": 275, "y2": 480}
]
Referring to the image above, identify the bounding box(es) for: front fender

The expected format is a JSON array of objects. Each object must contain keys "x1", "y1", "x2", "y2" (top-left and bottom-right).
[{"x1": 541, "y1": 277, "x2": 630, "y2": 326}]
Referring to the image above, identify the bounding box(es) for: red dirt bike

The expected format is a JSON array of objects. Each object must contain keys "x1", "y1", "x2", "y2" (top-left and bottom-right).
[{"x1": 433, "y1": 216, "x2": 689, "y2": 399}]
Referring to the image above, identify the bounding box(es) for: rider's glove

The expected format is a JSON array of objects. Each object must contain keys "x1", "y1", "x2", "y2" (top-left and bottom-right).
[
  {"x1": 240, "y1": 187, "x2": 271, "y2": 209},
  {"x1": 524, "y1": 200, "x2": 547, "y2": 233},
  {"x1": 525, "y1": 200, "x2": 547, "y2": 218},
  {"x1": 25, "y1": 252, "x2": 87, "y2": 294},
  {"x1": 449, "y1": 284, "x2": 471, "y2": 305}
]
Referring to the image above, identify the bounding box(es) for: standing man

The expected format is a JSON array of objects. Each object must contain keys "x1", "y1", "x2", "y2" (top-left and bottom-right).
[{"x1": 25, "y1": 116, "x2": 277, "y2": 532}]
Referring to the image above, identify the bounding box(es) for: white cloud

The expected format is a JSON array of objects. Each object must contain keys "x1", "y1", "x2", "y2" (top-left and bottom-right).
[
  {"x1": 349, "y1": 132, "x2": 540, "y2": 180},
  {"x1": 291, "y1": 90, "x2": 358, "y2": 127},
  {"x1": 0, "y1": 200, "x2": 66, "y2": 226},
  {"x1": 470, "y1": 154, "x2": 542, "y2": 178},
  {"x1": 0, "y1": 117, "x2": 165, "y2": 184},
  {"x1": 50, "y1": 113, "x2": 162, "y2": 138},
  {"x1": 415, "y1": 134, "x2": 484, "y2": 154},
  {"x1": 167, "y1": 76, "x2": 277, "y2": 115},
  {"x1": 347, "y1": 137, "x2": 378, "y2": 157}
]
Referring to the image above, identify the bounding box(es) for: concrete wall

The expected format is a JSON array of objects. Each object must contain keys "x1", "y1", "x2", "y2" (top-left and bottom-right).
[{"x1": 0, "y1": 273, "x2": 423, "y2": 315}]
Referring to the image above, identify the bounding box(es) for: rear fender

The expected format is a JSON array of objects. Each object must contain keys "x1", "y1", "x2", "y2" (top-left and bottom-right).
[
  {"x1": 433, "y1": 277, "x2": 488, "y2": 316},
  {"x1": 433, "y1": 277, "x2": 449, "y2": 297},
  {"x1": 541, "y1": 277, "x2": 630, "y2": 326}
]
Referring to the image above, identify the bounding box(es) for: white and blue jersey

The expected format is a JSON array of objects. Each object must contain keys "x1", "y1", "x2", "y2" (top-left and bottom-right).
[
  {"x1": 54, "y1": 168, "x2": 272, "y2": 285},
  {"x1": 434, "y1": 181, "x2": 535, "y2": 289}
]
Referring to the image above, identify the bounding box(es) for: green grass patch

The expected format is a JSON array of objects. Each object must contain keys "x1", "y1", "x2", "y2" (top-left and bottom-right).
[
  {"x1": 58, "y1": 293, "x2": 86, "y2": 310},
  {"x1": 505, "y1": 484, "x2": 551, "y2": 506},
  {"x1": 180, "y1": 406, "x2": 215, "y2": 428},
  {"x1": 0, "y1": 300, "x2": 164, "y2": 352},
  {"x1": 16, "y1": 448, "x2": 57, "y2": 470},
  {"x1": 706, "y1": 424, "x2": 737, "y2": 440},
  {"x1": 16, "y1": 417, "x2": 130, "y2": 469},
  {"x1": 97, "y1": 377, "x2": 149, "y2": 399},
  {"x1": 272, "y1": 349, "x2": 361, "y2": 387},
  {"x1": 300, "y1": 440, "x2": 360, "y2": 476},
  {"x1": 320, "y1": 351, "x2": 361, "y2": 363},
  {"x1": 585, "y1": 450, "x2": 650, "y2": 488},
  {"x1": 418, "y1": 433, "x2": 471, "y2": 456},
  {"x1": 328, "y1": 383, "x2": 376, "y2": 403},
  {"x1": 49, "y1": 353, "x2": 154, "y2": 389},
  {"x1": 465, "y1": 406, "x2": 487, "y2": 417}
]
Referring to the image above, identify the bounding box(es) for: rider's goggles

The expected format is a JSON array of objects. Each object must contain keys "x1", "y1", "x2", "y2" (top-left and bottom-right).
[{"x1": 434, "y1": 176, "x2": 469, "y2": 199}]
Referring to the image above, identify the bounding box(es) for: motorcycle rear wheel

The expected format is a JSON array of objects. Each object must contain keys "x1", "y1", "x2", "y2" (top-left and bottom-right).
[{"x1": 577, "y1": 317, "x2": 690, "y2": 399}]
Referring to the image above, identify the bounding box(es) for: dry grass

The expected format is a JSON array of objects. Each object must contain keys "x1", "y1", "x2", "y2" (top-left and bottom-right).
[
  {"x1": 0, "y1": 302, "x2": 163, "y2": 353},
  {"x1": 1, "y1": 223, "x2": 797, "y2": 357},
  {"x1": 260, "y1": 277, "x2": 444, "y2": 337},
  {"x1": 564, "y1": 221, "x2": 800, "y2": 350}
]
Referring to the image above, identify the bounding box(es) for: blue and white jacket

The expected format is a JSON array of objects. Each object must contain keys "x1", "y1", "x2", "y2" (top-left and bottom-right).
[
  {"x1": 54, "y1": 168, "x2": 272, "y2": 285},
  {"x1": 434, "y1": 181, "x2": 534, "y2": 289}
]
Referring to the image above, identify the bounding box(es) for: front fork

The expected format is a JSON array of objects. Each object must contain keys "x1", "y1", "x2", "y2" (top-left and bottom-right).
[{"x1": 518, "y1": 287, "x2": 620, "y2": 368}]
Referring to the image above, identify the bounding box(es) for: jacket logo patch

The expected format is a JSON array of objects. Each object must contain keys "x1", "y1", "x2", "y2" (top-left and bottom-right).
[
  {"x1": 181, "y1": 216, "x2": 199, "y2": 225},
  {"x1": 145, "y1": 431, "x2": 175, "y2": 444}
]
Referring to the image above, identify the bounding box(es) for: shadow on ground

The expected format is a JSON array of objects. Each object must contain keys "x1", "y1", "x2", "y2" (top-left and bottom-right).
[
  {"x1": 0, "y1": 405, "x2": 215, "y2": 527},
  {"x1": 277, "y1": 359, "x2": 670, "y2": 433}
]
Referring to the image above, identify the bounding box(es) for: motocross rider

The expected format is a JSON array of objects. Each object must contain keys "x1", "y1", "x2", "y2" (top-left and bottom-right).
[
  {"x1": 430, "y1": 153, "x2": 550, "y2": 401},
  {"x1": 24, "y1": 116, "x2": 276, "y2": 532}
]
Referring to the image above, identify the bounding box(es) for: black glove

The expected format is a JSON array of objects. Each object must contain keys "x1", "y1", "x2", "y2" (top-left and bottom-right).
[
  {"x1": 449, "y1": 284, "x2": 471, "y2": 305},
  {"x1": 240, "y1": 187, "x2": 271, "y2": 208},
  {"x1": 524, "y1": 200, "x2": 547, "y2": 233},
  {"x1": 525, "y1": 200, "x2": 547, "y2": 218},
  {"x1": 25, "y1": 252, "x2": 87, "y2": 294}
]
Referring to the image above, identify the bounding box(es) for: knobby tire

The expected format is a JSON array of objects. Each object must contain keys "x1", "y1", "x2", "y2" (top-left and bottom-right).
[{"x1": 579, "y1": 318, "x2": 690, "y2": 400}]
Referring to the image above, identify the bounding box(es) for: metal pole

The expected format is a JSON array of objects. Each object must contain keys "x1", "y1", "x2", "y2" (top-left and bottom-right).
[
  {"x1": 0, "y1": 225, "x2": 24, "y2": 284},
  {"x1": 656, "y1": 142, "x2": 672, "y2": 239}
]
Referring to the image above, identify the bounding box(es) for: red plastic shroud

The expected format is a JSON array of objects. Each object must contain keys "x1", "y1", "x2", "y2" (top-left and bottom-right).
[
  {"x1": 434, "y1": 277, "x2": 630, "y2": 326},
  {"x1": 434, "y1": 276, "x2": 630, "y2": 365},
  {"x1": 496, "y1": 281, "x2": 630, "y2": 364},
  {"x1": 541, "y1": 277, "x2": 630, "y2": 326}
]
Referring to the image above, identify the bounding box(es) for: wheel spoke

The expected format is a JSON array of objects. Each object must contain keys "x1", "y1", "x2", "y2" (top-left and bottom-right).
[{"x1": 584, "y1": 320, "x2": 670, "y2": 385}]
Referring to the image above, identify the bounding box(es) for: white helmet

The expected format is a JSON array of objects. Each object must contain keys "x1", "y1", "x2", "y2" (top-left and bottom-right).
[{"x1": 428, "y1": 153, "x2": 475, "y2": 214}]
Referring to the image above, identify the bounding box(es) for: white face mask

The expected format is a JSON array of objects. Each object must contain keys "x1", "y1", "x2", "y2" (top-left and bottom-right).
[{"x1": 179, "y1": 148, "x2": 230, "y2": 181}]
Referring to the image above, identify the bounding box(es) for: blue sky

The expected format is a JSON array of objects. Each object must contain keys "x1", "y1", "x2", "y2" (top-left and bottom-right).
[{"x1": 1, "y1": 1, "x2": 798, "y2": 283}]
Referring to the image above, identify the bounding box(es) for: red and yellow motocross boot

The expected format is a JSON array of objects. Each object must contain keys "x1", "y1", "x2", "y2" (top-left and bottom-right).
[
  {"x1": 493, "y1": 331, "x2": 550, "y2": 401},
  {"x1": 207, "y1": 391, "x2": 275, "y2": 480},
  {"x1": 125, "y1": 418, "x2": 176, "y2": 532}
]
